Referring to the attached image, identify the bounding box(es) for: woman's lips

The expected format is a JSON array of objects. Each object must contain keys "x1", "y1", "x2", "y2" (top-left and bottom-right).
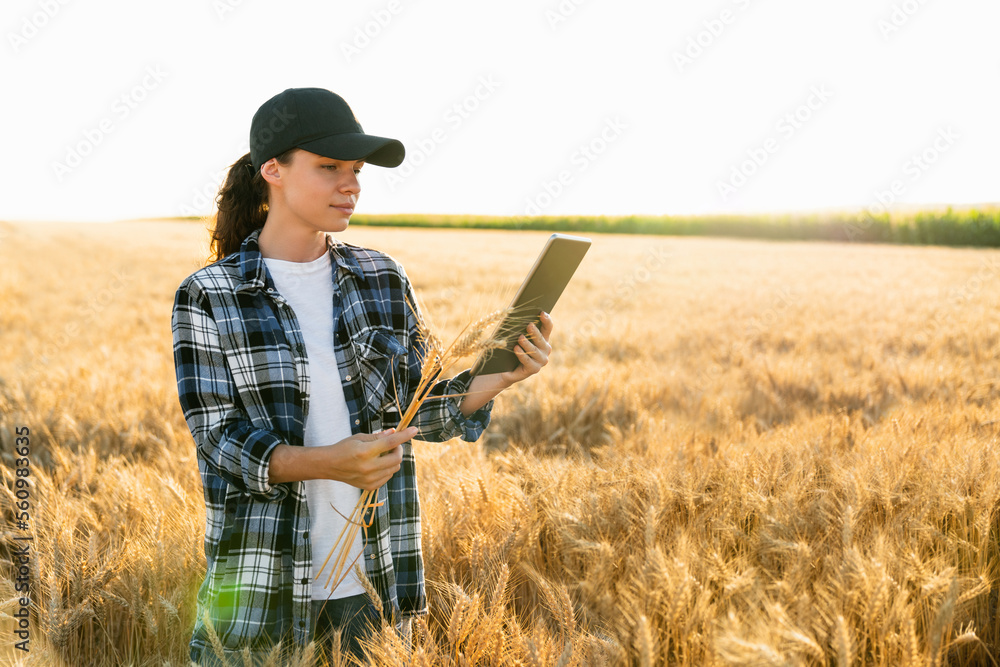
[{"x1": 331, "y1": 205, "x2": 354, "y2": 214}]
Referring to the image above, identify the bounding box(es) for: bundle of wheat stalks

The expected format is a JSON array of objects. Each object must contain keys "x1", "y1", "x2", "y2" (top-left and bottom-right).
[{"x1": 315, "y1": 295, "x2": 516, "y2": 594}]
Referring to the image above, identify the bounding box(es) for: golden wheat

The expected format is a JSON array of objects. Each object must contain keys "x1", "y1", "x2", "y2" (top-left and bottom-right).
[{"x1": 2, "y1": 221, "x2": 1000, "y2": 665}]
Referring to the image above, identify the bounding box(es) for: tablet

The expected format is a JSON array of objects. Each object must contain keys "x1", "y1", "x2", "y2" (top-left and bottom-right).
[{"x1": 470, "y1": 233, "x2": 591, "y2": 376}]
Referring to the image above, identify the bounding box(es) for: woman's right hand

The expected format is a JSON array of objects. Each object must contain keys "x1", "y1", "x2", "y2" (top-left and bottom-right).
[
  {"x1": 326, "y1": 426, "x2": 418, "y2": 490},
  {"x1": 268, "y1": 426, "x2": 418, "y2": 489}
]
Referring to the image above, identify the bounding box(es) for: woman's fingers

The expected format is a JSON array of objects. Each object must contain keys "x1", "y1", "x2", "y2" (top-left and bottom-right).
[
  {"x1": 519, "y1": 330, "x2": 549, "y2": 357},
  {"x1": 526, "y1": 323, "x2": 551, "y2": 354},
  {"x1": 342, "y1": 427, "x2": 417, "y2": 489},
  {"x1": 505, "y1": 312, "x2": 555, "y2": 383},
  {"x1": 375, "y1": 426, "x2": 417, "y2": 451},
  {"x1": 537, "y1": 311, "x2": 554, "y2": 339},
  {"x1": 515, "y1": 336, "x2": 548, "y2": 369}
]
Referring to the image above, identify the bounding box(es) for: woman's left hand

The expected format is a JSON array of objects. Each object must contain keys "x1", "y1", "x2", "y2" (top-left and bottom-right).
[{"x1": 499, "y1": 311, "x2": 553, "y2": 386}]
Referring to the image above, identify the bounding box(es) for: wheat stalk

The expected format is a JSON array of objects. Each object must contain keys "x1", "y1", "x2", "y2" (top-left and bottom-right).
[{"x1": 315, "y1": 295, "x2": 514, "y2": 596}]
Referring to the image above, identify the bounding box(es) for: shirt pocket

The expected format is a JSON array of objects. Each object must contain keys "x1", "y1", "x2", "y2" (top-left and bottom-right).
[{"x1": 352, "y1": 326, "x2": 408, "y2": 419}]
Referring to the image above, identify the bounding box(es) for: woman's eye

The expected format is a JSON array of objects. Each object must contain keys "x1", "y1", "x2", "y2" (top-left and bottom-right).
[{"x1": 322, "y1": 165, "x2": 361, "y2": 174}]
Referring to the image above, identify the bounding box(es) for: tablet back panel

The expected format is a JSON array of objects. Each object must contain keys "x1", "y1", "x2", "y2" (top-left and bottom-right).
[{"x1": 471, "y1": 234, "x2": 591, "y2": 376}]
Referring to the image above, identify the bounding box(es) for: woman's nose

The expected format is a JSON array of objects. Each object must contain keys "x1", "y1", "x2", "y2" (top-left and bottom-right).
[{"x1": 344, "y1": 173, "x2": 361, "y2": 194}]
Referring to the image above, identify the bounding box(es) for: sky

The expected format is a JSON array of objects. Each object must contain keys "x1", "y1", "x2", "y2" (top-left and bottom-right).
[{"x1": 2, "y1": 0, "x2": 997, "y2": 223}]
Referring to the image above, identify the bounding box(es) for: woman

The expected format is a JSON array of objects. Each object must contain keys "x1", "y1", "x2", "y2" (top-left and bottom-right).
[{"x1": 171, "y1": 87, "x2": 553, "y2": 665}]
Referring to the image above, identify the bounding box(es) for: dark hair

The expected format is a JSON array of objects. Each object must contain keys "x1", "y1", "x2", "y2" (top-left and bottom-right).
[{"x1": 207, "y1": 149, "x2": 297, "y2": 263}]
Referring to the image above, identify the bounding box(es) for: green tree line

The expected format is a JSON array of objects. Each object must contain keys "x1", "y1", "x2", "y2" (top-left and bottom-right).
[{"x1": 346, "y1": 207, "x2": 1000, "y2": 247}]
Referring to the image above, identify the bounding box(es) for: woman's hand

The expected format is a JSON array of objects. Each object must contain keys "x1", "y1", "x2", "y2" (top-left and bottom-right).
[
  {"x1": 268, "y1": 426, "x2": 418, "y2": 490},
  {"x1": 455, "y1": 312, "x2": 554, "y2": 416},
  {"x1": 499, "y1": 311, "x2": 553, "y2": 387},
  {"x1": 329, "y1": 427, "x2": 417, "y2": 490}
]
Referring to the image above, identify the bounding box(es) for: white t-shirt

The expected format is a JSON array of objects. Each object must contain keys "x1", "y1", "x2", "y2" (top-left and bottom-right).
[{"x1": 263, "y1": 249, "x2": 365, "y2": 600}]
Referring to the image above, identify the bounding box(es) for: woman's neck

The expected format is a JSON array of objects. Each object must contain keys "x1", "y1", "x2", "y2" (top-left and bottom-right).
[{"x1": 257, "y1": 217, "x2": 328, "y2": 262}]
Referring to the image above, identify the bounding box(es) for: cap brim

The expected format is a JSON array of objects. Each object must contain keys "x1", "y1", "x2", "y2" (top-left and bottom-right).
[{"x1": 297, "y1": 133, "x2": 405, "y2": 168}]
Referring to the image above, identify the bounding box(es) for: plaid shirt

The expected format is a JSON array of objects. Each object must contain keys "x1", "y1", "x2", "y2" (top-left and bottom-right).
[{"x1": 171, "y1": 227, "x2": 494, "y2": 663}]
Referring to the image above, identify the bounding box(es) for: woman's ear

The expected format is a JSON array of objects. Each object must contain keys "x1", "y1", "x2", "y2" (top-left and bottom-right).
[{"x1": 261, "y1": 158, "x2": 281, "y2": 186}]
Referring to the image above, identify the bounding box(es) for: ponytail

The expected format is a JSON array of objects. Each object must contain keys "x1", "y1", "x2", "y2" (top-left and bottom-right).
[{"x1": 207, "y1": 149, "x2": 296, "y2": 263}]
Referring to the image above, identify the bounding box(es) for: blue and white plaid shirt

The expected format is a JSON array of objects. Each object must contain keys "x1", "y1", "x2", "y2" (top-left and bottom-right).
[{"x1": 171, "y1": 227, "x2": 493, "y2": 663}]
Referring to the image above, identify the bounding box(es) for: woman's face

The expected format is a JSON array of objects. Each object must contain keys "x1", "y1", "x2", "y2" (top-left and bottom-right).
[{"x1": 265, "y1": 149, "x2": 363, "y2": 233}]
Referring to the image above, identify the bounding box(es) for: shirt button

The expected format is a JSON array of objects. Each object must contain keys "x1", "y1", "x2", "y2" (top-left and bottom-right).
[
  {"x1": 298, "y1": 620, "x2": 306, "y2": 628},
  {"x1": 354, "y1": 419, "x2": 360, "y2": 425},
  {"x1": 345, "y1": 375, "x2": 351, "y2": 381},
  {"x1": 303, "y1": 532, "x2": 309, "y2": 540},
  {"x1": 370, "y1": 554, "x2": 376, "y2": 560},
  {"x1": 301, "y1": 577, "x2": 309, "y2": 585}
]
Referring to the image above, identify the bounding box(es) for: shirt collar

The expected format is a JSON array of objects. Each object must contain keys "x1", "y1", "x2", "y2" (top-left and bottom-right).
[{"x1": 235, "y1": 227, "x2": 363, "y2": 292}]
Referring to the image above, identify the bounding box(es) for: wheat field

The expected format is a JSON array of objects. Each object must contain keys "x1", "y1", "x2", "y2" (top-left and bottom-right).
[{"x1": 1, "y1": 219, "x2": 999, "y2": 666}]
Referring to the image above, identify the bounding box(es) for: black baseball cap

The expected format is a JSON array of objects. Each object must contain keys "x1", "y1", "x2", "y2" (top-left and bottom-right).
[{"x1": 249, "y1": 88, "x2": 405, "y2": 171}]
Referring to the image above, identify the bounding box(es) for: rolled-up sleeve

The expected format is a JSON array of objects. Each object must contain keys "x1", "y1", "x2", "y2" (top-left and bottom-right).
[
  {"x1": 171, "y1": 282, "x2": 288, "y2": 501},
  {"x1": 420, "y1": 368, "x2": 493, "y2": 441}
]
